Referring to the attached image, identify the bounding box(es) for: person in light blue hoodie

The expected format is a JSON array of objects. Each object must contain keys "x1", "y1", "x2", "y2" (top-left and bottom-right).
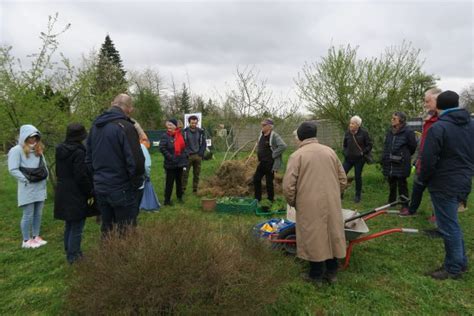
[
  {"x1": 8, "y1": 124, "x2": 48, "y2": 249},
  {"x1": 133, "y1": 121, "x2": 152, "y2": 220}
]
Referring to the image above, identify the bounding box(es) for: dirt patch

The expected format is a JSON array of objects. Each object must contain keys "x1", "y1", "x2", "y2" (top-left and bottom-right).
[{"x1": 198, "y1": 157, "x2": 283, "y2": 197}]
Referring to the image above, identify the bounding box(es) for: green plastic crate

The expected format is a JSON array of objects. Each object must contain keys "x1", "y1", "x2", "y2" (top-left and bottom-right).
[
  {"x1": 216, "y1": 197, "x2": 258, "y2": 214},
  {"x1": 255, "y1": 207, "x2": 287, "y2": 216}
]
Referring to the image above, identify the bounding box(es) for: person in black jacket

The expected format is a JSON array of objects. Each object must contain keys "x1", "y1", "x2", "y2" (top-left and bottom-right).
[
  {"x1": 54, "y1": 123, "x2": 98, "y2": 264},
  {"x1": 182, "y1": 115, "x2": 207, "y2": 194},
  {"x1": 159, "y1": 118, "x2": 188, "y2": 205},
  {"x1": 342, "y1": 115, "x2": 373, "y2": 203},
  {"x1": 86, "y1": 94, "x2": 145, "y2": 236},
  {"x1": 381, "y1": 112, "x2": 417, "y2": 210},
  {"x1": 419, "y1": 91, "x2": 473, "y2": 280}
]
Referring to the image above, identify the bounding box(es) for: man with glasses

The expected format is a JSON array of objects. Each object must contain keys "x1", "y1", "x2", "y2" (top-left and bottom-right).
[{"x1": 253, "y1": 118, "x2": 287, "y2": 202}]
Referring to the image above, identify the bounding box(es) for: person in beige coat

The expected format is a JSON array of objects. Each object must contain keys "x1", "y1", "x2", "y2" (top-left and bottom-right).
[{"x1": 283, "y1": 121, "x2": 347, "y2": 284}]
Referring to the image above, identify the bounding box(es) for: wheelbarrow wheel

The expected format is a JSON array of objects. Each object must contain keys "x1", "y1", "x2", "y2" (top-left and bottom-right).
[
  {"x1": 283, "y1": 234, "x2": 297, "y2": 255},
  {"x1": 277, "y1": 226, "x2": 297, "y2": 255}
]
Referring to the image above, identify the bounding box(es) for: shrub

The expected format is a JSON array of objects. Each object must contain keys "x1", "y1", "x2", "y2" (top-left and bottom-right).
[{"x1": 66, "y1": 212, "x2": 294, "y2": 315}]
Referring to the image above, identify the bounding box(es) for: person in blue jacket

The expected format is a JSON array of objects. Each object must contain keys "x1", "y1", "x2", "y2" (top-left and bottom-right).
[
  {"x1": 86, "y1": 94, "x2": 145, "y2": 236},
  {"x1": 419, "y1": 90, "x2": 474, "y2": 280}
]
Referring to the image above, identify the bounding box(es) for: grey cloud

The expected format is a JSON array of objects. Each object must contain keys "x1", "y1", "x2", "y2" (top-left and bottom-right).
[{"x1": 1, "y1": 1, "x2": 472, "y2": 96}]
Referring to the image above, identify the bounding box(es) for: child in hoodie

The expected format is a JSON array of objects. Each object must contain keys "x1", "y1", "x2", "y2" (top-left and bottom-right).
[{"x1": 8, "y1": 124, "x2": 48, "y2": 249}]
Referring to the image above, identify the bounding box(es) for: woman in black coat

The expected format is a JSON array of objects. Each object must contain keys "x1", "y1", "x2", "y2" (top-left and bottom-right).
[
  {"x1": 159, "y1": 118, "x2": 188, "y2": 206},
  {"x1": 342, "y1": 115, "x2": 373, "y2": 203},
  {"x1": 381, "y1": 112, "x2": 417, "y2": 211},
  {"x1": 54, "y1": 123, "x2": 97, "y2": 264}
]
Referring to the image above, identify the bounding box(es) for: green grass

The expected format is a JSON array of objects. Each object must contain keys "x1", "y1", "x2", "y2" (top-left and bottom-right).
[{"x1": 0, "y1": 151, "x2": 473, "y2": 315}]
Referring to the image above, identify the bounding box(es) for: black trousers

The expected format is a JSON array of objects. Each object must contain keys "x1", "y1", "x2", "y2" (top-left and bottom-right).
[
  {"x1": 165, "y1": 168, "x2": 183, "y2": 203},
  {"x1": 388, "y1": 176, "x2": 409, "y2": 207},
  {"x1": 253, "y1": 161, "x2": 274, "y2": 202},
  {"x1": 309, "y1": 258, "x2": 338, "y2": 278},
  {"x1": 343, "y1": 158, "x2": 365, "y2": 198}
]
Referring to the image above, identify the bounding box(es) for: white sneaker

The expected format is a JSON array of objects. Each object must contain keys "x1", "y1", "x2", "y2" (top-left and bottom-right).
[
  {"x1": 33, "y1": 236, "x2": 47, "y2": 246},
  {"x1": 22, "y1": 239, "x2": 41, "y2": 249}
]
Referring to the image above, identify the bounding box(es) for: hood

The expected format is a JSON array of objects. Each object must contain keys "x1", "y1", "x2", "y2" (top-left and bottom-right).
[
  {"x1": 56, "y1": 142, "x2": 85, "y2": 160},
  {"x1": 18, "y1": 124, "x2": 40, "y2": 146},
  {"x1": 93, "y1": 107, "x2": 128, "y2": 128},
  {"x1": 439, "y1": 108, "x2": 472, "y2": 126}
]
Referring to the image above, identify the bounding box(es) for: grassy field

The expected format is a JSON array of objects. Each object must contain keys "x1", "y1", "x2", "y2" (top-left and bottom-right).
[{"x1": 0, "y1": 150, "x2": 473, "y2": 315}]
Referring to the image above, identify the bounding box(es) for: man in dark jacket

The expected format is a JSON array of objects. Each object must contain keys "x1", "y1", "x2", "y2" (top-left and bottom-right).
[
  {"x1": 254, "y1": 118, "x2": 287, "y2": 202},
  {"x1": 419, "y1": 90, "x2": 473, "y2": 280},
  {"x1": 182, "y1": 115, "x2": 207, "y2": 193},
  {"x1": 86, "y1": 94, "x2": 145, "y2": 236}
]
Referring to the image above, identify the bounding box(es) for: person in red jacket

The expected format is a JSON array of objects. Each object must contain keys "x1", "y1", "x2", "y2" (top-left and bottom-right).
[{"x1": 400, "y1": 88, "x2": 441, "y2": 217}]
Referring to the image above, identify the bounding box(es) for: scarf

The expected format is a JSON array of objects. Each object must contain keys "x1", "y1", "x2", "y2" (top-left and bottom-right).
[{"x1": 168, "y1": 128, "x2": 185, "y2": 156}]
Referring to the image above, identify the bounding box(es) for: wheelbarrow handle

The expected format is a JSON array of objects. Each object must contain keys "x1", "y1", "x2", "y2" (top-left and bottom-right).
[
  {"x1": 344, "y1": 196, "x2": 410, "y2": 224},
  {"x1": 344, "y1": 209, "x2": 376, "y2": 223}
]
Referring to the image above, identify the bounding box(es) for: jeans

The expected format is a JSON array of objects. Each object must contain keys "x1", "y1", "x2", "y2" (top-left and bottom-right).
[
  {"x1": 64, "y1": 219, "x2": 85, "y2": 264},
  {"x1": 97, "y1": 189, "x2": 137, "y2": 237},
  {"x1": 254, "y1": 161, "x2": 274, "y2": 202},
  {"x1": 387, "y1": 177, "x2": 409, "y2": 207},
  {"x1": 164, "y1": 168, "x2": 184, "y2": 203},
  {"x1": 343, "y1": 158, "x2": 365, "y2": 198},
  {"x1": 309, "y1": 258, "x2": 338, "y2": 278},
  {"x1": 408, "y1": 175, "x2": 427, "y2": 213},
  {"x1": 430, "y1": 192, "x2": 467, "y2": 274},
  {"x1": 182, "y1": 154, "x2": 202, "y2": 192},
  {"x1": 20, "y1": 201, "x2": 44, "y2": 241}
]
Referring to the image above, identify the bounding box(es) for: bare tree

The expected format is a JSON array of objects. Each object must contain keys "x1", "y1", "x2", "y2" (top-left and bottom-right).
[{"x1": 227, "y1": 65, "x2": 272, "y2": 118}]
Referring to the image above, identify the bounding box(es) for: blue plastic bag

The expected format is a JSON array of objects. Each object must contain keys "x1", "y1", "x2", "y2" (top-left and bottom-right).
[{"x1": 140, "y1": 178, "x2": 160, "y2": 211}]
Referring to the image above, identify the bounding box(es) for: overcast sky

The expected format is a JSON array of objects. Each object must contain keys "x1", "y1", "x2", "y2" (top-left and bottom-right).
[{"x1": 1, "y1": 0, "x2": 473, "y2": 102}]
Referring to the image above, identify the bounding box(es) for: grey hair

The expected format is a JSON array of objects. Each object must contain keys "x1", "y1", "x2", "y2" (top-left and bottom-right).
[
  {"x1": 350, "y1": 115, "x2": 362, "y2": 126},
  {"x1": 425, "y1": 88, "x2": 442, "y2": 99}
]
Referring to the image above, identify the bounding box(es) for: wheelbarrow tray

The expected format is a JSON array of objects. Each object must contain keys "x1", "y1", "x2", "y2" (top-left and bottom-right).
[{"x1": 342, "y1": 209, "x2": 369, "y2": 241}]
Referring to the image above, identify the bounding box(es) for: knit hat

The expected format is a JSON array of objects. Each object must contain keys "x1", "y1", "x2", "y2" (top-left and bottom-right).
[
  {"x1": 261, "y1": 118, "x2": 274, "y2": 126},
  {"x1": 167, "y1": 118, "x2": 178, "y2": 127},
  {"x1": 436, "y1": 90, "x2": 459, "y2": 110},
  {"x1": 66, "y1": 123, "x2": 87, "y2": 142},
  {"x1": 297, "y1": 121, "x2": 317, "y2": 141}
]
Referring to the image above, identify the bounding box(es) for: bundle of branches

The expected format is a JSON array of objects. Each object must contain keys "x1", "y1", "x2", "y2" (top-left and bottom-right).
[{"x1": 198, "y1": 157, "x2": 283, "y2": 197}]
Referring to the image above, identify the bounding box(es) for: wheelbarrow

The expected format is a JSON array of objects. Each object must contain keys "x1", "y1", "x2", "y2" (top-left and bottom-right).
[{"x1": 253, "y1": 197, "x2": 419, "y2": 269}]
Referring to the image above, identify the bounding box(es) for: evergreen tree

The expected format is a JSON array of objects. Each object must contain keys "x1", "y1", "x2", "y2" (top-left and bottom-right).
[
  {"x1": 194, "y1": 96, "x2": 206, "y2": 114},
  {"x1": 99, "y1": 35, "x2": 126, "y2": 78},
  {"x1": 178, "y1": 83, "x2": 191, "y2": 114},
  {"x1": 95, "y1": 35, "x2": 127, "y2": 110}
]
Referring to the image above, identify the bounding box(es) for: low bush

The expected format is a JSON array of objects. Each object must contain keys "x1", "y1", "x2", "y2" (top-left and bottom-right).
[{"x1": 65, "y1": 212, "x2": 294, "y2": 315}]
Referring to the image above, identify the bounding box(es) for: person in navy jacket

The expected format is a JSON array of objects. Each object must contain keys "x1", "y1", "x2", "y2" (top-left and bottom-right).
[
  {"x1": 419, "y1": 90, "x2": 474, "y2": 280},
  {"x1": 86, "y1": 94, "x2": 145, "y2": 236}
]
